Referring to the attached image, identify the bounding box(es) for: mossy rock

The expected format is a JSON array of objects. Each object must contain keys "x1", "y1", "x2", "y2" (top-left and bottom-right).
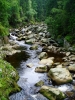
[
  {"x1": 39, "y1": 85, "x2": 65, "y2": 100},
  {"x1": 0, "y1": 59, "x2": 20, "y2": 100},
  {"x1": 30, "y1": 45, "x2": 38, "y2": 50},
  {"x1": 48, "y1": 68, "x2": 72, "y2": 84},
  {"x1": 35, "y1": 66, "x2": 47, "y2": 73},
  {"x1": 35, "y1": 80, "x2": 44, "y2": 87}
]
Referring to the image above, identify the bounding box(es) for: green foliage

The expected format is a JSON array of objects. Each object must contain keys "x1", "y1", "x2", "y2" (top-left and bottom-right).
[
  {"x1": 0, "y1": 0, "x2": 9, "y2": 26},
  {"x1": 65, "y1": 35, "x2": 73, "y2": 43},
  {"x1": 0, "y1": 59, "x2": 20, "y2": 100},
  {"x1": 45, "y1": 0, "x2": 75, "y2": 45},
  {"x1": 8, "y1": 0, "x2": 21, "y2": 26},
  {"x1": 26, "y1": 9, "x2": 37, "y2": 21},
  {"x1": 26, "y1": 0, "x2": 37, "y2": 21},
  {"x1": 0, "y1": 24, "x2": 8, "y2": 37},
  {"x1": 0, "y1": 0, "x2": 75, "y2": 45}
]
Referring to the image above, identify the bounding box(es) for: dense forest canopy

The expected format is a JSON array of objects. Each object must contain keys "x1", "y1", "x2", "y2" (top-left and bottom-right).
[{"x1": 0, "y1": 0, "x2": 75, "y2": 45}]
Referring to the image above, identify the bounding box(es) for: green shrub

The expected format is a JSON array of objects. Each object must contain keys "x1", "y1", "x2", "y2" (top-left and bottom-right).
[
  {"x1": 65, "y1": 35, "x2": 72, "y2": 43},
  {"x1": 0, "y1": 24, "x2": 8, "y2": 37}
]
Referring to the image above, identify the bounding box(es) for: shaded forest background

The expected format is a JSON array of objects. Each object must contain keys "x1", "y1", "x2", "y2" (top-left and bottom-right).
[{"x1": 0, "y1": 0, "x2": 75, "y2": 46}]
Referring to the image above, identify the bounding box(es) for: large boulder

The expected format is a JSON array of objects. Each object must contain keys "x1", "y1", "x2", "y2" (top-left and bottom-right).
[
  {"x1": 39, "y1": 85, "x2": 65, "y2": 100},
  {"x1": 48, "y1": 68, "x2": 72, "y2": 84}
]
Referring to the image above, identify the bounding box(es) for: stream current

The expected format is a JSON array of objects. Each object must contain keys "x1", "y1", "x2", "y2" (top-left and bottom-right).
[
  {"x1": 4, "y1": 35, "x2": 75, "y2": 100},
  {"x1": 8, "y1": 39, "x2": 48, "y2": 100}
]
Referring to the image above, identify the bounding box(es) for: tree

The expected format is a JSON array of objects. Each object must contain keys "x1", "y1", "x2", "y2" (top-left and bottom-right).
[
  {"x1": 8, "y1": 0, "x2": 21, "y2": 26},
  {"x1": 0, "y1": 0, "x2": 9, "y2": 26},
  {"x1": 45, "y1": 0, "x2": 75, "y2": 45},
  {"x1": 26, "y1": 0, "x2": 37, "y2": 21}
]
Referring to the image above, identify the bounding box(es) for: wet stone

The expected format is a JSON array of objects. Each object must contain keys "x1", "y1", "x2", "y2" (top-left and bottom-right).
[
  {"x1": 39, "y1": 85, "x2": 65, "y2": 100},
  {"x1": 65, "y1": 91, "x2": 75, "y2": 97},
  {"x1": 35, "y1": 80, "x2": 44, "y2": 87},
  {"x1": 35, "y1": 65, "x2": 47, "y2": 73},
  {"x1": 48, "y1": 68, "x2": 73, "y2": 84},
  {"x1": 68, "y1": 64, "x2": 75, "y2": 72}
]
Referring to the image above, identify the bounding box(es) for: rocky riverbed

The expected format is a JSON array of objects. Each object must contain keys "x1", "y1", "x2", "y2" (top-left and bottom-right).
[{"x1": 1, "y1": 23, "x2": 75, "y2": 100}]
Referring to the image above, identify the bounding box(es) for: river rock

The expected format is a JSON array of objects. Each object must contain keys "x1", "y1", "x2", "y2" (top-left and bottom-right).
[
  {"x1": 12, "y1": 44, "x2": 20, "y2": 49},
  {"x1": 65, "y1": 91, "x2": 75, "y2": 98},
  {"x1": 25, "y1": 39, "x2": 36, "y2": 44},
  {"x1": 39, "y1": 32, "x2": 44, "y2": 36},
  {"x1": 47, "y1": 45, "x2": 57, "y2": 52},
  {"x1": 17, "y1": 35, "x2": 27, "y2": 41},
  {"x1": 16, "y1": 37, "x2": 23, "y2": 41},
  {"x1": 35, "y1": 80, "x2": 44, "y2": 87},
  {"x1": 41, "y1": 38, "x2": 48, "y2": 43},
  {"x1": 69, "y1": 55, "x2": 75, "y2": 61},
  {"x1": 27, "y1": 31, "x2": 32, "y2": 35},
  {"x1": 38, "y1": 52, "x2": 48, "y2": 60},
  {"x1": 31, "y1": 93, "x2": 48, "y2": 100},
  {"x1": 26, "y1": 63, "x2": 33, "y2": 68},
  {"x1": 39, "y1": 32, "x2": 45, "y2": 37},
  {"x1": 48, "y1": 68, "x2": 72, "y2": 84},
  {"x1": 1, "y1": 44, "x2": 21, "y2": 56},
  {"x1": 62, "y1": 62, "x2": 70, "y2": 66},
  {"x1": 15, "y1": 29, "x2": 19, "y2": 32},
  {"x1": 37, "y1": 26, "x2": 43, "y2": 32},
  {"x1": 30, "y1": 45, "x2": 38, "y2": 50},
  {"x1": 35, "y1": 65, "x2": 47, "y2": 73},
  {"x1": 27, "y1": 34, "x2": 34, "y2": 39},
  {"x1": 54, "y1": 62, "x2": 61, "y2": 66},
  {"x1": 39, "y1": 58, "x2": 53, "y2": 66},
  {"x1": 68, "y1": 64, "x2": 75, "y2": 72},
  {"x1": 39, "y1": 85, "x2": 65, "y2": 100},
  {"x1": 66, "y1": 52, "x2": 70, "y2": 56},
  {"x1": 56, "y1": 64, "x2": 63, "y2": 68},
  {"x1": 73, "y1": 74, "x2": 75, "y2": 79}
]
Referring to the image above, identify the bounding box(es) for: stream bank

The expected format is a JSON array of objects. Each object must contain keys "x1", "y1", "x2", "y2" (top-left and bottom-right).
[{"x1": 3, "y1": 23, "x2": 75, "y2": 100}]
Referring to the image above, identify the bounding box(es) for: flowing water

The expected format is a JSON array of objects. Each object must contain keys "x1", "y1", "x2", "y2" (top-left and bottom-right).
[
  {"x1": 4, "y1": 37, "x2": 75, "y2": 100},
  {"x1": 5, "y1": 40, "x2": 48, "y2": 100}
]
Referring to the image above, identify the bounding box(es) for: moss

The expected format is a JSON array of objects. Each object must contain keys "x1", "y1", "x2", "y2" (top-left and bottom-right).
[
  {"x1": 35, "y1": 80, "x2": 44, "y2": 87},
  {"x1": 39, "y1": 88, "x2": 65, "y2": 100},
  {"x1": 40, "y1": 89, "x2": 55, "y2": 100},
  {"x1": 0, "y1": 24, "x2": 8, "y2": 37},
  {"x1": 0, "y1": 59, "x2": 20, "y2": 100}
]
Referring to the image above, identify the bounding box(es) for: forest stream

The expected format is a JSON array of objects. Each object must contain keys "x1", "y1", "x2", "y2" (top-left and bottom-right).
[{"x1": 4, "y1": 24, "x2": 75, "y2": 100}]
